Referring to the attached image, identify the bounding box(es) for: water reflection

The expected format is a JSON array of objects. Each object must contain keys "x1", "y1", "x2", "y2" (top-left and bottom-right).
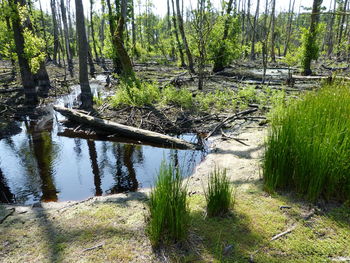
[
  {"x1": 0, "y1": 76, "x2": 207, "y2": 205},
  {"x1": 0, "y1": 167, "x2": 14, "y2": 203},
  {"x1": 87, "y1": 140, "x2": 102, "y2": 196}
]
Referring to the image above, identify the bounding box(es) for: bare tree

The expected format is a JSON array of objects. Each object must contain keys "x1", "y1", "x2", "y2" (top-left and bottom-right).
[
  {"x1": 175, "y1": 0, "x2": 195, "y2": 73},
  {"x1": 75, "y1": 0, "x2": 93, "y2": 108}
]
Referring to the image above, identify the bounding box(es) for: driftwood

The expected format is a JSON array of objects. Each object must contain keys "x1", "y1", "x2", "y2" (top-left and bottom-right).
[
  {"x1": 292, "y1": 75, "x2": 350, "y2": 81},
  {"x1": 271, "y1": 225, "x2": 296, "y2": 241},
  {"x1": 54, "y1": 106, "x2": 200, "y2": 150},
  {"x1": 58, "y1": 128, "x2": 195, "y2": 149},
  {"x1": 0, "y1": 208, "x2": 15, "y2": 224},
  {"x1": 205, "y1": 108, "x2": 258, "y2": 139},
  {"x1": 321, "y1": 64, "x2": 349, "y2": 71}
]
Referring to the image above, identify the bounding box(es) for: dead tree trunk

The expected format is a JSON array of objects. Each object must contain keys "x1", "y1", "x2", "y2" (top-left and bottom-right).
[
  {"x1": 270, "y1": 0, "x2": 276, "y2": 62},
  {"x1": 60, "y1": 0, "x2": 74, "y2": 77},
  {"x1": 10, "y1": 0, "x2": 37, "y2": 104},
  {"x1": 51, "y1": 0, "x2": 60, "y2": 64},
  {"x1": 90, "y1": 0, "x2": 99, "y2": 62},
  {"x1": 175, "y1": 0, "x2": 195, "y2": 73},
  {"x1": 283, "y1": 0, "x2": 296, "y2": 56},
  {"x1": 250, "y1": 0, "x2": 260, "y2": 60},
  {"x1": 171, "y1": 0, "x2": 186, "y2": 67},
  {"x1": 75, "y1": 0, "x2": 93, "y2": 109}
]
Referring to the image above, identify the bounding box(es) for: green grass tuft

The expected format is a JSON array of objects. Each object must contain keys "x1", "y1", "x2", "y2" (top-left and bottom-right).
[
  {"x1": 147, "y1": 161, "x2": 189, "y2": 247},
  {"x1": 264, "y1": 83, "x2": 350, "y2": 202},
  {"x1": 204, "y1": 168, "x2": 234, "y2": 217}
]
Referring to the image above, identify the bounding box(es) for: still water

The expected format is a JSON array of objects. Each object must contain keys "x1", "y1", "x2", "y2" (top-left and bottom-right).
[{"x1": 0, "y1": 76, "x2": 206, "y2": 204}]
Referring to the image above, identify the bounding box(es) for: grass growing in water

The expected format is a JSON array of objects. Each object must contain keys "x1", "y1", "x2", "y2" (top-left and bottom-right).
[
  {"x1": 264, "y1": 83, "x2": 350, "y2": 202},
  {"x1": 147, "y1": 162, "x2": 189, "y2": 247},
  {"x1": 204, "y1": 168, "x2": 234, "y2": 217}
]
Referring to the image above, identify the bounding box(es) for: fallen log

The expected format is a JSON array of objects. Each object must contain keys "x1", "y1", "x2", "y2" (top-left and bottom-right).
[
  {"x1": 292, "y1": 75, "x2": 350, "y2": 81},
  {"x1": 58, "y1": 128, "x2": 195, "y2": 150},
  {"x1": 54, "y1": 106, "x2": 200, "y2": 150}
]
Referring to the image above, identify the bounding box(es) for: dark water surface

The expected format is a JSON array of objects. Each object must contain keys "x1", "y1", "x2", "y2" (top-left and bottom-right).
[{"x1": 0, "y1": 76, "x2": 206, "y2": 204}]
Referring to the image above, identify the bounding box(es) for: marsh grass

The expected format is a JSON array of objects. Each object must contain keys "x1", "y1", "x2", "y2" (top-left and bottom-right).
[
  {"x1": 264, "y1": 83, "x2": 350, "y2": 202},
  {"x1": 204, "y1": 168, "x2": 234, "y2": 217},
  {"x1": 147, "y1": 162, "x2": 189, "y2": 247}
]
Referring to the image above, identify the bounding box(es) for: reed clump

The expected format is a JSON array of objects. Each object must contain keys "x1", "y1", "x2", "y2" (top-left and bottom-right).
[
  {"x1": 204, "y1": 168, "x2": 234, "y2": 217},
  {"x1": 264, "y1": 83, "x2": 350, "y2": 202},
  {"x1": 147, "y1": 162, "x2": 189, "y2": 247}
]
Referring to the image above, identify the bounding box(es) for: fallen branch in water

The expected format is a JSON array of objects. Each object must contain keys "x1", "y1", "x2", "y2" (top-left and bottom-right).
[{"x1": 54, "y1": 106, "x2": 201, "y2": 150}]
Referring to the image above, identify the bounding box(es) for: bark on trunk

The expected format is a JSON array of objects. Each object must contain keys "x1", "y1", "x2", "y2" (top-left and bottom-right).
[
  {"x1": 171, "y1": 0, "x2": 186, "y2": 67},
  {"x1": 10, "y1": 0, "x2": 38, "y2": 104},
  {"x1": 51, "y1": 0, "x2": 60, "y2": 64},
  {"x1": 60, "y1": 0, "x2": 74, "y2": 77},
  {"x1": 75, "y1": 0, "x2": 93, "y2": 109},
  {"x1": 175, "y1": 0, "x2": 195, "y2": 73}
]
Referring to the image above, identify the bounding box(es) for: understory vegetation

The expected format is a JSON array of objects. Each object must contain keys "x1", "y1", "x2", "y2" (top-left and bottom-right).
[
  {"x1": 264, "y1": 83, "x2": 350, "y2": 202},
  {"x1": 147, "y1": 162, "x2": 189, "y2": 247},
  {"x1": 204, "y1": 168, "x2": 234, "y2": 217},
  {"x1": 109, "y1": 78, "x2": 287, "y2": 113}
]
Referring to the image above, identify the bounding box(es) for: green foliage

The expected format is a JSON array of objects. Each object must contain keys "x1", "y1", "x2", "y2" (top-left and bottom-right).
[
  {"x1": 23, "y1": 28, "x2": 46, "y2": 73},
  {"x1": 110, "y1": 79, "x2": 160, "y2": 107},
  {"x1": 147, "y1": 161, "x2": 189, "y2": 247},
  {"x1": 197, "y1": 89, "x2": 237, "y2": 112},
  {"x1": 204, "y1": 168, "x2": 233, "y2": 217},
  {"x1": 208, "y1": 16, "x2": 241, "y2": 66},
  {"x1": 160, "y1": 85, "x2": 194, "y2": 109},
  {"x1": 264, "y1": 83, "x2": 350, "y2": 202},
  {"x1": 300, "y1": 27, "x2": 320, "y2": 74}
]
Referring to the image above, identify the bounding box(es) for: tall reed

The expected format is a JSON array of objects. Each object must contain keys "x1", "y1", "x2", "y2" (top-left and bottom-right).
[
  {"x1": 147, "y1": 162, "x2": 189, "y2": 247},
  {"x1": 204, "y1": 168, "x2": 233, "y2": 217},
  {"x1": 264, "y1": 83, "x2": 350, "y2": 202}
]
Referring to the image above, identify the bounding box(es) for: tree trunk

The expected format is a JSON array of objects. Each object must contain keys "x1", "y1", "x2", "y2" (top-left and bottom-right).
[
  {"x1": 90, "y1": 0, "x2": 99, "y2": 62},
  {"x1": 75, "y1": 0, "x2": 93, "y2": 109},
  {"x1": 171, "y1": 0, "x2": 186, "y2": 67},
  {"x1": 51, "y1": 0, "x2": 60, "y2": 64},
  {"x1": 337, "y1": 0, "x2": 349, "y2": 57},
  {"x1": 250, "y1": 0, "x2": 260, "y2": 60},
  {"x1": 302, "y1": 0, "x2": 323, "y2": 75},
  {"x1": 9, "y1": 0, "x2": 38, "y2": 105},
  {"x1": 270, "y1": 0, "x2": 276, "y2": 62},
  {"x1": 175, "y1": 0, "x2": 195, "y2": 73},
  {"x1": 60, "y1": 0, "x2": 74, "y2": 77},
  {"x1": 283, "y1": 0, "x2": 296, "y2": 56},
  {"x1": 106, "y1": 0, "x2": 123, "y2": 74}
]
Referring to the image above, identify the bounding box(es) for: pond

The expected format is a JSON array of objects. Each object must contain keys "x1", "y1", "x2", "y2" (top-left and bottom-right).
[{"x1": 0, "y1": 76, "x2": 207, "y2": 205}]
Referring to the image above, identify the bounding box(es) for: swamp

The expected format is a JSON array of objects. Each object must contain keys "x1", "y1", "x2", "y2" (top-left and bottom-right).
[{"x1": 0, "y1": 0, "x2": 349, "y2": 262}]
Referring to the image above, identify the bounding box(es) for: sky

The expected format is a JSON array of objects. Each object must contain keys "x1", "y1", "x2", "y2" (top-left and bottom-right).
[{"x1": 39, "y1": 0, "x2": 333, "y2": 17}]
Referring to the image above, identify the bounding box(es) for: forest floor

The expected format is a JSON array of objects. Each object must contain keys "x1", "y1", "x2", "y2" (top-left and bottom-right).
[{"x1": 1, "y1": 125, "x2": 350, "y2": 262}]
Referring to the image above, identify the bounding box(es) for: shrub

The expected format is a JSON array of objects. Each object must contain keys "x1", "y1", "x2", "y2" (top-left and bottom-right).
[
  {"x1": 110, "y1": 79, "x2": 160, "y2": 107},
  {"x1": 160, "y1": 85, "x2": 194, "y2": 109},
  {"x1": 204, "y1": 168, "x2": 233, "y2": 217},
  {"x1": 264, "y1": 83, "x2": 350, "y2": 202},
  {"x1": 147, "y1": 162, "x2": 189, "y2": 247}
]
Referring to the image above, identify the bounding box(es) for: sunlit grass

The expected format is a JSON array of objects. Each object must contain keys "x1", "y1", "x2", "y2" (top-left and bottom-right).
[
  {"x1": 264, "y1": 83, "x2": 350, "y2": 202},
  {"x1": 147, "y1": 162, "x2": 189, "y2": 247},
  {"x1": 204, "y1": 168, "x2": 234, "y2": 217}
]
